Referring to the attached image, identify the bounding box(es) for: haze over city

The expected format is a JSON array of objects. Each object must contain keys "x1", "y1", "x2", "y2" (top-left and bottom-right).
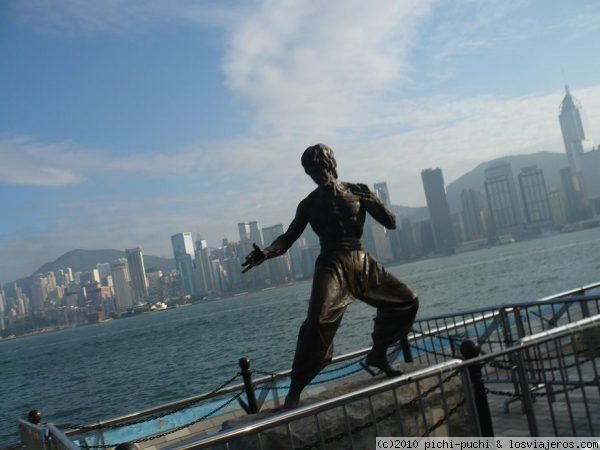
[{"x1": 2, "y1": 0, "x2": 600, "y2": 283}]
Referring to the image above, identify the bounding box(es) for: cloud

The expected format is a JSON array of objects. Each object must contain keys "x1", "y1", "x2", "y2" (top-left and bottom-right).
[
  {"x1": 3, "y1": 0, "x2": 600, "y2": 282},
  {"x1": 223, "y1": 0, "x2": 435, "y2": 137},
  {"x1": 0, "y1": 136, "x2": 84, "y2": 186}
]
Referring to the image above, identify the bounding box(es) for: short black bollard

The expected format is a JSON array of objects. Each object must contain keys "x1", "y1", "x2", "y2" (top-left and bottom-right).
[
  {"x1": 460, "y1": 340, "x2": 494, "y2": 436},
  {"x1": 27, "y1": 410, "x2": 43, "y2": 425},
  {"x1": 239, "y1": 357, "x2": 258, "y2": 414},
  {"x1": 400, "y1": 336, "x2": 413, "y2": 363}
]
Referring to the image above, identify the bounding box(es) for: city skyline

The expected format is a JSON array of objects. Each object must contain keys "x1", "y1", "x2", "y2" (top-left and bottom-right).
[{"x1": 2, "y1": 1, "x2": 600, "y2": 282}]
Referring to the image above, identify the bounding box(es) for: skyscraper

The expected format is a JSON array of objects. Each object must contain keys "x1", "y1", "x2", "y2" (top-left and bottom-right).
[
  {"x1": 421, "y1": 168, "x2": 455, "y2": 253},
  {"x1": 111, "y1": 259, "x2": 134, "y2": 311},
  {"x1": 262, "y1": 224, "x2": 291, "y2": 284},
  {"x1": 460, "y1": 189, "x2": 486, "y2": 241},
  {"x1": 374, "y1": 182, "x2": 392, "y2": 208},
  {"x1": 558, "y1": 85, "x2": 596, "y2": 218},
  {"x1": 248, "y1": 221, "x2": 263, "y2": 246},
  {"x1": 195, "y1": 238, "x2": 216, "y2": 294},
  {"x1": 171, "y1": 232, "x2": 198, "y2": 296},
  {"x1": 238, "y1": 222, "x2": 250, "y2": 242},
  {"x1": 484, "y1": 162, "x2": 522, "y2": 235},
  {"x1": 125, "y1": 247, "x2": 148, "y2": 303},
  {"x1": 559, "y1": 85, "x2": 594, "y2": 175},
  {"x1": 517, "y1": 166, "x2": 553, "y2": 228}
]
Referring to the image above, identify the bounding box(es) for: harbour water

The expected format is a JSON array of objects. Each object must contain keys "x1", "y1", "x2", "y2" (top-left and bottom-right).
[{"x1": 2, "y1": 227, "x2": 600, "y2": 447}]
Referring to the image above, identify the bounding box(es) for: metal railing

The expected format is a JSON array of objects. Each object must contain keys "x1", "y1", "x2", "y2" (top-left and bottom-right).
[
  {"x1": 159, "y1": 314, "x2": 600, "y2": 449},
  {"x1": 16, "y1": 281, "x2": 600, "y2": 448}
]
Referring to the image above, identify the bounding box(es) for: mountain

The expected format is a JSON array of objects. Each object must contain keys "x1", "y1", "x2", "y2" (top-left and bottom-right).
[
  {"x1": 6, "y1": 249, "x2": 174, "y2": 297},
  {"x1": 446, "y1": 151, "x2": 568, "y2": 213}
]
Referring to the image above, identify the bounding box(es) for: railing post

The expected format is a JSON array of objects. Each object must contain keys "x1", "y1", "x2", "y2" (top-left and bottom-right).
[
  {"x1": 400, "y1": 336, "x2": 413, "y2": 363},
  {"x1": 239, "y1": 357, "x2": 258, "y2": 414},
  {"x1": 27, "y1": 410, "x2": 43, "y2": 425},
  {"x1": 460, "y1": 340, "x2": 494, "y2": 436}
]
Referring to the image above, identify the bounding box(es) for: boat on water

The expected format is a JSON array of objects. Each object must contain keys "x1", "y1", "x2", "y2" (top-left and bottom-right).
[{"x1": 14, "y1": 282, "x2": 600, "y2": 449}]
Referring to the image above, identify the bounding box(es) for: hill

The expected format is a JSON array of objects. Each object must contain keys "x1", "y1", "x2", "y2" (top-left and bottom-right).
[
  {"x1": 446, "y1": 151, "x2": 568, "y2": 213},
  {"x1": 6, "y1": 249, "x2": 174, "y2": 297}
]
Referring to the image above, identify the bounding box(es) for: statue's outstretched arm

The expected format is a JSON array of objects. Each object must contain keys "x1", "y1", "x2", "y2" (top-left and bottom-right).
[{"x1": 242, "y1": 199, "x2": 310, "y2": 273}]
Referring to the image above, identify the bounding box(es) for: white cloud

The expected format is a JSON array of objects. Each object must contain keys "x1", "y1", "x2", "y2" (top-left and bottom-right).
[
  {"x1": 4, "y1": 0, "x2": 600, "y2": 282},
  {"x1": 0, "y1": 136, "x2": 84, "y2": 186},
  {"x1": 223, "y1": 0, "x2": 434, "y2": 137}
]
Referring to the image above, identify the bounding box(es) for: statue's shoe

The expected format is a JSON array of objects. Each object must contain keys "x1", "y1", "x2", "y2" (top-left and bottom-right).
[{"x1": 360, "y1": 356, "x2": 403, "y2": 378}]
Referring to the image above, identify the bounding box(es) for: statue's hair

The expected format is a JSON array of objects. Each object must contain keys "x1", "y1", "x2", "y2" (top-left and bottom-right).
[{"x1": 301, "y1": 143, "x2": 338, "y2": 179}]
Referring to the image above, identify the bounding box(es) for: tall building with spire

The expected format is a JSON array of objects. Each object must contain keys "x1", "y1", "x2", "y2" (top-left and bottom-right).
[
  {"x1": 559, "y1": 85, "x2": 594, "y2": 175},
  {"x1": 558, "y1": 85, "x2": 596, "y2": 217}
]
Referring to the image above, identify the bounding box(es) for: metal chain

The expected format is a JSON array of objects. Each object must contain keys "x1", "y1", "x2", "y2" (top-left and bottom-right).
[
  {"x1": 410, "y1": 343, "x2": 455, "y2": 359},
  {"x1": 82, "y1": 391, "x2": 244, "y2": 448},
  {"x1": 422, "y1": 398, "x2": 466, "y2": 436},
  {"x1": 485, "y1": 388, "x2": 519, "y2": 398},
  {"x1": 62, "y1": 372, "x2": 241, "y2": 433}
]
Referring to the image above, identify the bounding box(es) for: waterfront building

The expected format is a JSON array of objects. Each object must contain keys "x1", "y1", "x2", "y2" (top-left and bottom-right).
[
  {"x1": 399, "y1": 217, "x2": 417, "y2": 259},
  {"x1": 288, "y1": 240, "x2": 304, "y2": 279},
  {"x1": 146, "y1": 270, "x2": 163, "y2": 300},
  {"x1": 55, "y1": 269, "x2": 67, "y2": 287},
  {"x1": 262, "y1": 224, "x2": 291, "y2": 284},
  {"x1": 171, "y1": 232, "x2": 198, "y2": 296},
  {"x1": 301, "y1": 245, "x2": 320, "y2": 278},
  {"x1": 460, "y1": 188, "x2": 486, "y2": 241},
  {"x1": 248, "y1": 221, "x2": 263, "y2": 246},
  {"x1": 484, "y1": 162, "x2": 522, "y2": 236},
  {"x1": 194, "y1": 239, "x2": 217, "y2": 295},
  {"x1": 75, "y1": 270, "x2": 97, "y2": 286},
  {"x1": 416, "y1": 220, "x2": 436, "y2": 255},
  {"x1": 238, "y1": 222, "x2": 250, "y2": 242},
  {"x1": 374, "y1": 182, "x2": 392, "y2": 208},
  {"x1": 421, "y1": 168, "x2": 455, "y2": 253},
  {"x1": 580, "y1": 149, "x2": 600, "y2": 215},
  {"x1": 517, "y1": 166, "x2": 553, "y2": 228},
  {"x1": 548, "y1": 189, "x2": 567, "y2": 228},
  {"x1": 96, "y1": 262, "x2": 111, "y2": 280},
  {"x1": 560, "y1": 167, "x2": 590, "y2": 222},
  {"x1": 559, "y1": 85, "x2": 594, "y2": 176},
  {"x1": 110, "y1": 259, "x2": 134, "y2": 311},
  {"x1": 125, "y1": 247, "x2": 149, "y2": 303},
  {"x1": 371, "y1": 222, "x2": 394, "y2": 262},
  {"x1": 30, "y1": 274, "x2": 47, "y2": 312},
  {"x1": 64, "y1": 291, "x2": 79, "y2": 308}
]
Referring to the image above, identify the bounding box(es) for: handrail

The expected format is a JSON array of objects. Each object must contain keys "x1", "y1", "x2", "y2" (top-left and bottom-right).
[
  {"x1": 166, "y1": 313, "x2": 600, "y2": 449},
  {"x1": 47, "y1": 424, "x2": 80, "y2": 450},
  {"x1": 536, "y1": 281, "x2": 600, "y2": 302},
  {"x1": 166, "y1": 360, "x2": 464, "y2": 450},
  {"x1": 65, "y1": 291, "x2": 600, "y2": 435}
]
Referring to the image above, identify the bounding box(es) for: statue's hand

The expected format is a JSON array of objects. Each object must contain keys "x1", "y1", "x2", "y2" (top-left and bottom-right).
[{"x1": 242, "y1": 243, "x2": 266, "y2": 273}]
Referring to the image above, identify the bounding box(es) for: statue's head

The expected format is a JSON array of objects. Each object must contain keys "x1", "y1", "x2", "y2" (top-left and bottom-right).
[{"x1": 301, "y1": 144, "x2": 338, "y2": 186}]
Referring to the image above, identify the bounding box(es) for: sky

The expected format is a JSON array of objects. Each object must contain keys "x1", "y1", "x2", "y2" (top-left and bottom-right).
[{"x1": 1, "y1": 0, "x2": 600, "y2": 283}]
